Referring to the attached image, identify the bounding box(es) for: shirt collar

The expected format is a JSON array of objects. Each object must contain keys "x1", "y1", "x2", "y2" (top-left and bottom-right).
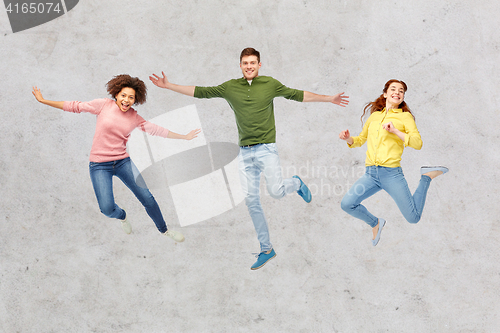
[
  {"x1": 238, "y1": 76, "x2": 264, "y2": 84},
  {"x1": 382, "y1": 107, "x2": 403, "y2": 113}
]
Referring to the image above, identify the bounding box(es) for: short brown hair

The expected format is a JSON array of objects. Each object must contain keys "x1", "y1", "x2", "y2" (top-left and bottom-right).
[
  {"x1": 240, "y1": 47, "x2": 260, "y2": 63},
  {"x1": 106, "y1": 74, "x2": 147, "y2": 105}
]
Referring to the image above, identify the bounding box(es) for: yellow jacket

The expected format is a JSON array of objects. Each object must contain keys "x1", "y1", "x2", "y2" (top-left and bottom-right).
[{"x1": 348, "y1": 108, "x2": 422, "y2": 168}]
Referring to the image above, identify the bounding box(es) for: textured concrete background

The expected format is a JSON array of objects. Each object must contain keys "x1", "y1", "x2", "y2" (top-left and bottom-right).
[{"x1": 1, "y1": 1, "x2": 499, "y2": 332}]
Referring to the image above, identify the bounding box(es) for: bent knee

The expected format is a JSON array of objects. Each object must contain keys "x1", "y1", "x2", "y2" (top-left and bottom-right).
[
  {"x1": 99, "y1": 205, "x2": 115, "y2": 217},
  {"x1": 267, "y1": 186, "x2": 285, "y2": 200},
  {"x1": 268, "y1": 191, "x2": 284, "y2": 200},
  {"x1": 340, "y1": 197, "x2": 354, "y2": 212},
  {"x1": 406, "y1": 216, "x2": 421, "y2": 224}
]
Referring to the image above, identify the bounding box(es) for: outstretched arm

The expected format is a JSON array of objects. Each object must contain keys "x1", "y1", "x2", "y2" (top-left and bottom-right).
[
  {"x1": 303, "y1": 91, "x2": 349, "y2": 107},
  {"x1": 167, "y1": 128, "x2": 201, "y2": 140},
  {"x1": 32, "y1": 87, "x2": 64, "y2": 109},
  {"x1": 149, "y1": 71, "x2": 195, "y2": 97}
]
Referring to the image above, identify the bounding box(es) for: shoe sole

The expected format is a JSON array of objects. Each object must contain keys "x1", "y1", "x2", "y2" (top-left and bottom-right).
[
  {"x1": 165, "y1": 231, "x2": 185, "y2": 242},
  {"x1": 170, "y1": 237, "x2": 185, "y2": 242},
  {"x1": 250, "y1": 253, "x2": 276, "y2": 270},
  {"x1": 420, "y1": 166, "x2": 449, "y2": 175}
]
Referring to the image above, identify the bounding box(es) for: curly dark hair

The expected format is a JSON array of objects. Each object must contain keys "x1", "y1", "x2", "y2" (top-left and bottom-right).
[{"x1": 106, "y1": 74, "x2": 147, "y2": 105}]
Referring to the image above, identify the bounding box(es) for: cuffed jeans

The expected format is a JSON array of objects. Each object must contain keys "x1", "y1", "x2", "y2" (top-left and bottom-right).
[
  {"x1": 238, "y1": 143, "x2": 300, "y2": 252},
  {"x1": 89, "y1": 157, "x2": 168, "y2": 233},
  {"x1": 341, "y1": 166, "x2": 432, "y2": 227}
]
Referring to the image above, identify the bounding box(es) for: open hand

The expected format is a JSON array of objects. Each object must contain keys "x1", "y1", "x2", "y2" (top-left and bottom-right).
[
  {"x1": 332, "y1": 92, "x2": 349, "y2": 107},
  {"x1": 149, "y1": 71, "x2": 169, "y2": 89},
  {"x1": 185, "y1": 128, "x2": 201, "y2": 140},
  {"x1": 32, "y1": 86, "x2": 44, "y2": 103}
]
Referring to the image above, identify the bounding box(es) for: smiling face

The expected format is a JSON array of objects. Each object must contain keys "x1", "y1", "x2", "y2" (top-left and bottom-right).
[
  {"x1": 115, "y1": 87, "x2": 136, "y2": 112},
  {"x1": 383, "y1": 82, "x2": 405, "y2": 109},
  {"x1": 240, "y1": 55, "x2": 261, "y2": 80}
]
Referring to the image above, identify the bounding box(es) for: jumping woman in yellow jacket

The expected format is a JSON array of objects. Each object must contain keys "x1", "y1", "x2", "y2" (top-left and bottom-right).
[{"x1": 339, "y1": 79, "x2": 448, "y2": 246}]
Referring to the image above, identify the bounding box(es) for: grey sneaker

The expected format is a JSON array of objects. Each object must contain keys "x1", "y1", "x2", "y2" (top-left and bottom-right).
[
  {"x1": 165, "y1": 229, "x2": 185, "y2": 242},
  {"x1": 120, "y1": 215, "x2": 132, "y2": 234}
]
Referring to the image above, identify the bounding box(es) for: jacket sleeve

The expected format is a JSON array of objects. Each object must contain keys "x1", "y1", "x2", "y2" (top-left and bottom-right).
[
  {"x1": 349, "y1": 118, "x2": 370, "y2": 148},
  {"x1": 402, "y1": 114, "x2": 423, "y2": 150}
]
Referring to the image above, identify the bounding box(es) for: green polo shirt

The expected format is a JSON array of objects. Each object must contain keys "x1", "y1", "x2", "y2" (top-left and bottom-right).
[{"x1": 194, "y1": 76, "x2": 304, "y2": 146}]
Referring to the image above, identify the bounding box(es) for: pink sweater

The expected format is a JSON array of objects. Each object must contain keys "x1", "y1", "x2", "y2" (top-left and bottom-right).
[{"x1": 63, "y1": 98, "x2": 169, "y2": 162}]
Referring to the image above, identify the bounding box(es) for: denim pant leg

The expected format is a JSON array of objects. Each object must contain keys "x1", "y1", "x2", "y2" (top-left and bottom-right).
[
  {"x1": 381, "y1": 167, "x2": 432, "y2": 224},
  {"x1": 413, "y1": 175, "x2": 432, "y2": 215},
  {"x1": 239, "y1": 146, "x2": 271, "y2": 251},
  {"x1": 89, "y1": 161, "x2": 126, "y2": 220},
  {"x1": 114, "y1": 158, "x2": 168, "y2": 233},
  {"x1": 341, "y1": 168, "x2": 382, "y2": 228},
  {"x1": 260, "y1": 143, "x2": 300, "y2": 199},
  {"x1": 239, "y1": 144, "x2": 300, "y2": 252}
]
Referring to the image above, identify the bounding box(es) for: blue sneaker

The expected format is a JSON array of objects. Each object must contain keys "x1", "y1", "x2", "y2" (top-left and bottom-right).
[
  {"x1": 251, "y1": 249, "x2": 276, "y2": 270},
  {"x1": 293, "y1": 175, "x2": 312, "y2": 203}
]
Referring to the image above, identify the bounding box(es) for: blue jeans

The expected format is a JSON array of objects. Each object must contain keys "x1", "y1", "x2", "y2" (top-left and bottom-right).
[
  {"x1": 341, "y1": 166, "x2": 432, "y2": 227},
  {"x1": 238, "y1": 143, "x2": 300, "y2": 252},
  {"x1": 89, "y1": 157, "x2": 167, "y2": 233}
]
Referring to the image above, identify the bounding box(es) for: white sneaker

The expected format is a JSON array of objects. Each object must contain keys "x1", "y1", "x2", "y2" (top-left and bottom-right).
[
  {"x1": 165, "y1": 229, "x2": 184, "y2": 242},
  {"x1": 121, "y1": 216, "x2": 132, "y2": 234}
]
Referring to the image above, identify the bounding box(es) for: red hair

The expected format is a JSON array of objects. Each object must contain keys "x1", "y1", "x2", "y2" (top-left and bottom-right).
[{"x1": 360, "y1": 79, "x2": 414, "y2": 125}]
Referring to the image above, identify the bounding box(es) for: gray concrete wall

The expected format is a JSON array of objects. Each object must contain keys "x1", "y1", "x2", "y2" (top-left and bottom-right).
[{"x1": 1, "y1": 0, "x2": 499, "y2": 332}]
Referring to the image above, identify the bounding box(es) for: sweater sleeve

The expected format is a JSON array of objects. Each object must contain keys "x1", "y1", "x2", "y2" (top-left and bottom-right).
[
  {"x1": 63, "y1": 98, "x2": 107, "y2": 115},
  {"x1": 135, "y1": 114, "x2": 170, "y2": 138}
]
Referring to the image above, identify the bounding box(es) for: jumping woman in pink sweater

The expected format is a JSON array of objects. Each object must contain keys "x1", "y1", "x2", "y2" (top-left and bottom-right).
[{"x1": 32, "y1": 74, "x2": 200, "y2": 242}]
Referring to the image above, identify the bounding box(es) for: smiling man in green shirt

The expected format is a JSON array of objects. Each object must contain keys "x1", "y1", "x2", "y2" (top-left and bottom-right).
[{"x1": 150, "y1": 47, "x2": 349, "y2": 270}]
